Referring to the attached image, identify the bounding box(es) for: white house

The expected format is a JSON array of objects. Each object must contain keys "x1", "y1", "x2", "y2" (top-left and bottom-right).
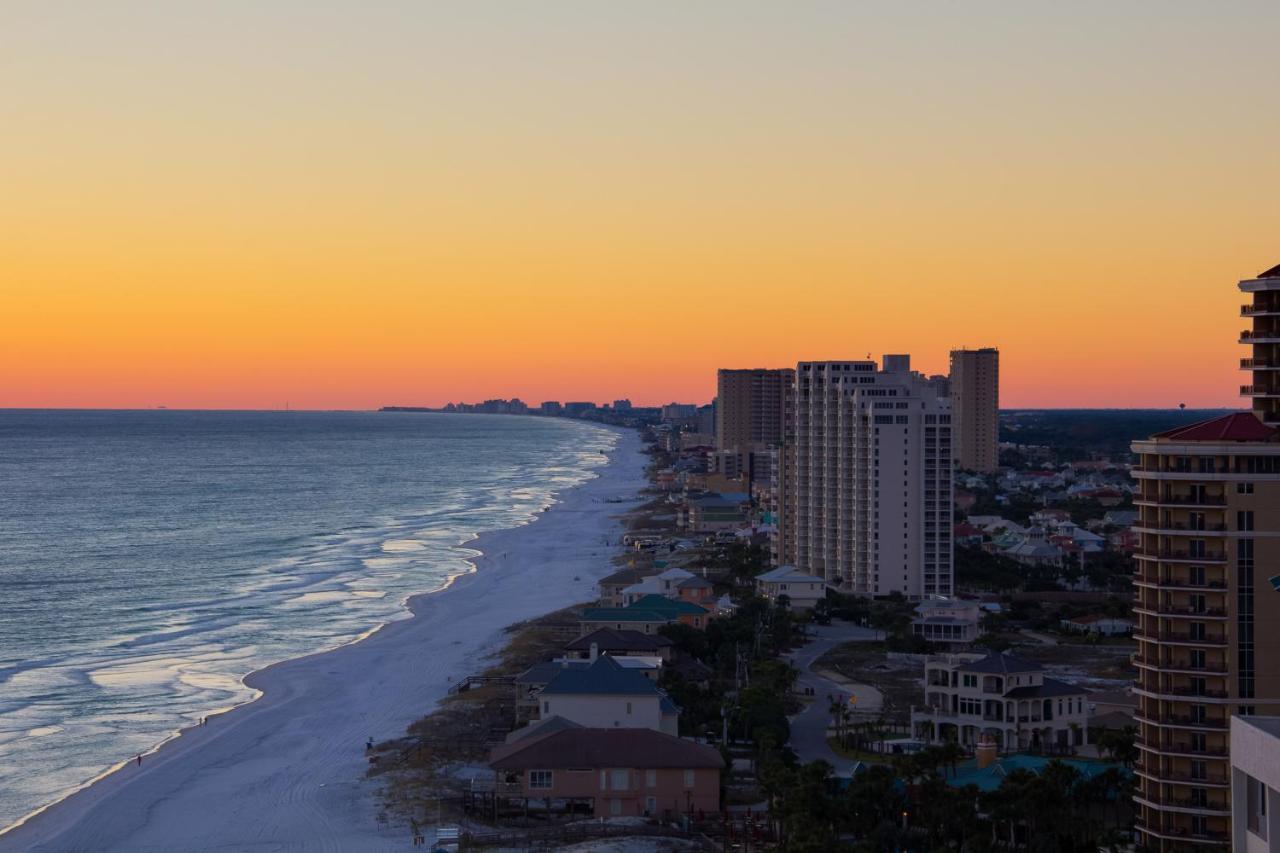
[
  {"x1": 911, "y1": 652, "x2": 1089, "y2": 753},
  {"x1": 911, "y1": 598, "x2": 984, "y2": 648},
  {"x1": 536, "y1": 656, "x2": 679, "y2": 736},
  {"x1": 1059, "y1": 614, "x2": 1134, "y2": 637},
  {"x1": 620, "y1": 567, "x2": 696, "y2": 605},
  {"x1": 755, "y1": 566, "x2": 828, "y2": 610}
]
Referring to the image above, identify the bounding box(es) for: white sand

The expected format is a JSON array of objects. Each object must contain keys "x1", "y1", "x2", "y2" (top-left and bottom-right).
[{"x1": 0, "y1": 427, "x2": 648, "y2": 853}]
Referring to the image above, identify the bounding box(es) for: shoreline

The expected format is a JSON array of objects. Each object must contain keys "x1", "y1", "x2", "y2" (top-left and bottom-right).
[{"x1": 0, "y1": 424, "x2": 648, "y2": 853}]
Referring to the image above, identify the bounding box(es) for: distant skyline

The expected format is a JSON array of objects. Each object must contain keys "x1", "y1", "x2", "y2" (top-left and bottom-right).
[{"x1": 3, "y1": 2, "x2": 1278, "y2": 410}]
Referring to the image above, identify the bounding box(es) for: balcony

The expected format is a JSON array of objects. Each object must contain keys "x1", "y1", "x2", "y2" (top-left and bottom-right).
[
  {"x1": 1240, "y1": 329, "x2": 1280, "y2": 343},
  {"x1": 1132, "y1": 658, "x2": 1229, "y2": 676},
  {"x1": 1134, "y1": 740, "x2": 1229, "y2": 760},
  {"x1": 1133, "y1": 577, "x2": 1227, "y2": 592},
  {"x1": 1133, "y1": 631, "x2": 1227, "y2": 647},
  {"x1": 1134, "y1": 819, "x2": 1229, "y2": 844},
  {"x1": 1134, "y1": 494, "x2": 1226, "y2": 507},
  {"x1": 1136, "y1": 712, "x2": 1228, "y2": 730},
  {"x1": 1132, "y1": 605, "x2": 1228, "y2": 619},
  {"x1": 1241, "y1": 384, "x2": 1280, "y2": 397},
  {"x1": 1242, "y1": 303, "x2": 1280, "y2": 316},
  {"x1": 1134, "y1": 684, "x2": 1230, "y2": 700},
  {"x1": 1134, "y1": 794, "x2": 1231, "y2": 815},
  {"x1": 1135, "y1": 550, "x2": 1226, "y2": 564},
  {"x1": 1241, "y1": 357, "x2": 1280, "y2": 369}
]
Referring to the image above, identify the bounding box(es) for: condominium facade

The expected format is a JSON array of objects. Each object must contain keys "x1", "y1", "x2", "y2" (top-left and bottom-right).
[
  {"x1": 1131, "y1": 263, "x2": 1280, "y2": 851},
  {"x1": 715, "y1": 368, "x2": 793, "y2": 452},
  {"x1": 775, "y1": 355, "x2": 953, "y2": 597},
  {"x1": 950, "y1": 347, "x2": 1000, "y2": 473}
]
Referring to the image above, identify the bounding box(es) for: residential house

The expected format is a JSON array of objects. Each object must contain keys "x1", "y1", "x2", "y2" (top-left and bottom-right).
[
  {"x1": 755, "y1": 566, "x2": 828, "y2": 610},
  {"x1": 563, "y1": 629, "x2": 673, "y2": 662},
  {"x1": 489, "y1": 727, "x2": 723, "y2": 819},
  {"x1": 911, "y1": 598, "x2": 984, "y2": 648},
  {"x1": 534, "y1": 655, "x2": 679, "y2": 735},
  {"x1": 911, "y1": 652, "x2": 1089, "y2": 753},
  {"x1": 1060, "y1": 615, "x2": 1134, "y2": 637}
]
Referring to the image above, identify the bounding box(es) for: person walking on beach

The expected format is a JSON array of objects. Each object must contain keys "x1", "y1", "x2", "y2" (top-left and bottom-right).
[{"x1": 136, "y1": 754, "x2": 142, "y2": 767}]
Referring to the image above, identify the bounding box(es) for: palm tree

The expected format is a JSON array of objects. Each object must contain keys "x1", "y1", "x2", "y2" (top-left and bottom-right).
[{"x1": 937, "y1": 740, "x2": 966, "y2": 779}]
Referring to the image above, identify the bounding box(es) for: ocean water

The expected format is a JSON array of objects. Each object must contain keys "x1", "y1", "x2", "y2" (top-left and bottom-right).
[{"x1": 0, "y1": 410, "x2": 616, "y2": 830}]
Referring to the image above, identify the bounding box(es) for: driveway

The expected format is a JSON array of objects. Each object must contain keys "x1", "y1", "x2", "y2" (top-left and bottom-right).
[{"x1": 782, "y1": 621, "x2": 882, "y2": 775}]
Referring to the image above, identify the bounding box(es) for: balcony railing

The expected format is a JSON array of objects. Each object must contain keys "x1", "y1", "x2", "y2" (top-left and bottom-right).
[
  {"x1": 1138, "y1": 494, "x2": 1227, "y2": 506},
  {"x1": 1132, "y1": 657, "x2": 1229, "y2": 674},
  {"x1": 1134, "y1": 819, "x2": 1228, "y2": 843},
  {"x1": 1134, "y1": 740, "x2": 1229, "y2": 759},
  {"x1": 1135, "y1": 578, "x2": 1227, "y2": 591},
  {"x1": 1138, "y1": 712, "x2": 1228, "y2": 729},
  {"x1": 1133, "y1": 631, "x2": 1227, "y2": 646}
]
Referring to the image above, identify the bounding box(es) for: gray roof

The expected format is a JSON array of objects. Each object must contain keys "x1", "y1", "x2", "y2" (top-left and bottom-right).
[
  {"x1": 505, "y1": 715, "x2": 583, "y2": 744},
  {"x1": 676, "y1": 576, "x2": 713, "y2": 590},
  {"x1": 1003, "y1": 676, "x2": 1086, "y2": 699},
  {"x1": 564, "y1": 628, "x2": 672, "y2": 653},
  {"x1": 756, "y1": 565, "x2": 826, "y2": 583},
  {"x1": 959, "y1": 653, "x2": 1044, "y2": 675},
  {"x1": 541, "y1": 656, "x2": 661, "y2": 697}
]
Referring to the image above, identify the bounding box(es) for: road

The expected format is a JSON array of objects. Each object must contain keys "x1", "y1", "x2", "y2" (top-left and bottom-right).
[{"x1": 783, "y1": 621, "x2": 883, "y2": 775}]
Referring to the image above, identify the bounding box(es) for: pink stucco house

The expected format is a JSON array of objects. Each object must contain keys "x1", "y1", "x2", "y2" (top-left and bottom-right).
[{"x1": 489, "y1": 727, "x2": 723, "y2": 819}]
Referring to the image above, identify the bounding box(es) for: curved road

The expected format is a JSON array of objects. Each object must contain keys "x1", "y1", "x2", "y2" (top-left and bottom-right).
[{"x1": 784, "y1": 622, "x2": 884, "y2": 775}]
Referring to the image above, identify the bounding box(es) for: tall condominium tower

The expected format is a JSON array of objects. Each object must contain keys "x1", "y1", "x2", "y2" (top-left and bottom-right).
[
  {"x1": 715, "y1": 368, "x2": 793, "y2": 451},
  {"x1": 1131, "y1": 263, "x2": 1280, "y2": 851},
  {"x1": 775, "y1": 355, "x2": 953, "y2": 597},
  {"x1": 949, "y1": 348, "x2": 1000, "y2": 473}
]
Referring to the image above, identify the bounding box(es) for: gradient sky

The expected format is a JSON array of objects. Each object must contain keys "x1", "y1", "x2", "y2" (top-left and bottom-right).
[{"x1": 3, "y1": 2, "x2": 1279, "y2": 410}]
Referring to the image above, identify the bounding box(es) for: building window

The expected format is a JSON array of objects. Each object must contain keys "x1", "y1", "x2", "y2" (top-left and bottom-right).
[
  {"x1": 683, "y1": 769, "x2": 695, "y2": 788},
  {"x1": 1247, "y1": 774, "x2": 1267, "y2": 838},
  {"x1": 646, "y1": 769, "x2": 657, "y2": 788},
  {"x1": 529, "y1": 770, "x2": 553, "y2": 789},
  {"x1": 610, "y1": 768, "x2": 629, "y2": 790}
]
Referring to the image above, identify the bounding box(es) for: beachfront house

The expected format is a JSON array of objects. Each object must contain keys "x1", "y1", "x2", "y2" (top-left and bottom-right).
[
  {"x1": 562, "y1": 628, "x2": 673, "y2": 662},
  {"x1": 489, "y1": 727, "x2": 723, "y2": 819},
  {"x1": 754, "y1": 565, "x2": 828, "y2": 610},
  {"x1": 533, "y1": 655, "x2": 679, "y2": 734},
  {"x1": 911, "y1": 652, "x2": 1089, "y2": 753}
]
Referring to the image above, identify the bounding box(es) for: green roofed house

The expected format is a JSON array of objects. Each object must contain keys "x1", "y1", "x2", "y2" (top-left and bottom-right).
[{"x1": 579, "y1": 594, "x2": 710, "y2": 636}]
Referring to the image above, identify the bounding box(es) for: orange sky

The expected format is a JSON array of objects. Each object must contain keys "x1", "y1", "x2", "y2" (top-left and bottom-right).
[{"x1": 3, "y1": 3, "x2": 1278, "y2": 410}]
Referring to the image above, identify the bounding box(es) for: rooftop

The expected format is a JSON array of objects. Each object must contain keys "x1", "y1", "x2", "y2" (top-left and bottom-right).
[
  {"x1": 491, "y1": 727, "x2": 724, "y2": 771},
  {"x1": 1003, "y1": 676, "x2": 1088, "y2": 699},
  {"x1": 1151, "y1": 412, "x2": 1276, "y2": 442},
  {"x1": 541, "y1": 655, "x2": 661, "y2": 697},
  {"x1": 756, "y1": 565, "x2": 827, "y2": 583},
  {"x1": 958, "y1": 652, "x2": 1044, "y2": 675},
  {"x1": 564, "y1": 628, "x2": 672, "y2": 653}
]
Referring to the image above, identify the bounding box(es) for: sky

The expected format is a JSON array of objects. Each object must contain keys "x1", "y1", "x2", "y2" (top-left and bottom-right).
[{"x1": 3, "y1": 1, "x2": 1279, "y2": 410}]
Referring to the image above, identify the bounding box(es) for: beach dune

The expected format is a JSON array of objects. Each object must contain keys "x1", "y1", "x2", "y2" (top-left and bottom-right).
[{"x1": 0, "y1": 428, "x2": 647, "y2": 853}]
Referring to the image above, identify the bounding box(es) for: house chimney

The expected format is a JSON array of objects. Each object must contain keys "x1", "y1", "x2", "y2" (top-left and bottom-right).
[
  {"x1": 975, "y1": 736, "x2": 998, "y2": 769},
  {"x1": 589, "y1": 642, "x2": 598, "y2": 661}
]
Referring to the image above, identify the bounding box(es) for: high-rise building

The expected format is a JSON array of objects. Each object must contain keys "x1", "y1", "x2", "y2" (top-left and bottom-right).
[
  {"x1": 1131, "y1": 263, "x2": 1280, "y2": 851},
  {"x1": 612, "y1": 399, "x2": 633, "y2": 412},
  {"x1": 949, "y1": 348, "x2": 1000, "y2": 473},
  {"x1": 715, "y1": 368, "x2": 793, "y2": 451},
  {"x1": 775, "y1": 355, "x2": 953, "y2": 597}
]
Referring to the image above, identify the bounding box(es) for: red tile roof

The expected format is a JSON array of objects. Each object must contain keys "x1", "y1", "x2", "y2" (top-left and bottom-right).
[
  {"x1": 490, "y1": 728, "x2": 724, "y2": 770},
  {"x1": 1151, "y1": 412, "x2": 1276, "y2": 442}
]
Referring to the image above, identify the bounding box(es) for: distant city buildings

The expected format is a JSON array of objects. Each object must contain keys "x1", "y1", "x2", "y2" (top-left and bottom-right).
[
  {"x1": 950, "y1": 347, "x2": 999, "y2": 473},
  {"x1": 1131, "y1": 262, "x2": 1280, "y2": 851},
  {"x1": 775, "y1": 355, "x2": 953, "y2": 597}
]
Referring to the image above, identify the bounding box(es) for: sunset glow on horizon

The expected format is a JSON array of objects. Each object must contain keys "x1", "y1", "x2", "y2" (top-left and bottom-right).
[{"x1": 3, "y1": 2, "x2": 1279, "y2": 410}]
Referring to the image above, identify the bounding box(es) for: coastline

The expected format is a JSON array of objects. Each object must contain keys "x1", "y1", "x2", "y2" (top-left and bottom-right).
[{"x1": 0, "y1": 424, "x2": 648, "y2": 853}]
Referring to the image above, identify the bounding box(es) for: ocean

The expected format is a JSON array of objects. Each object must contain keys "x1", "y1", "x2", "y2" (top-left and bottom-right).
[{"x1": 0, "y1": 410, "x2": 616, "y2": 831}]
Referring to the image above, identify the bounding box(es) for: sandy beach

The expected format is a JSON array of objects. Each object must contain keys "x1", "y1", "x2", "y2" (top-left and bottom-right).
[{"x1": 0, "y1": 426, "x2": 647, "y2": 853}]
